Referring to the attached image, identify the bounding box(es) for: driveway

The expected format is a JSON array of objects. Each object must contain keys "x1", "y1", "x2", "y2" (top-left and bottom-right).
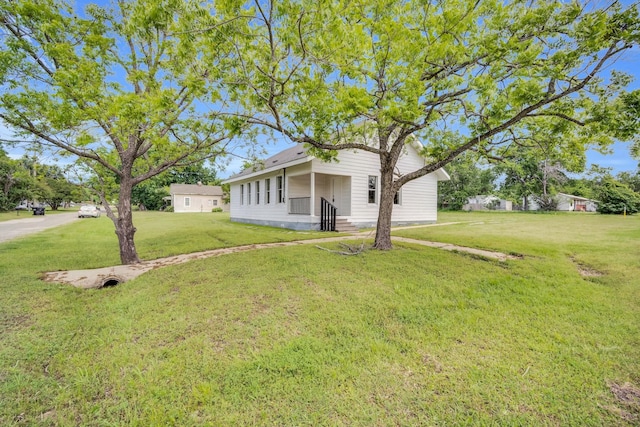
[{"x1": 0, "y1": 212, "x2": 79, "y2": 243}]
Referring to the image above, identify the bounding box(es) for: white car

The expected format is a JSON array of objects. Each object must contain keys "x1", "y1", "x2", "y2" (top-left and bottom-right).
[{"x1": 78, "y1": 205, "x2": 101, "y2": 218}]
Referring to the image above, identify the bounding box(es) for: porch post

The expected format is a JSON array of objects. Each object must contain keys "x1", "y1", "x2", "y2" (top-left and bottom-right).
[{"x1": 309, "y1": 172, "x2": 315, "y2": 216}]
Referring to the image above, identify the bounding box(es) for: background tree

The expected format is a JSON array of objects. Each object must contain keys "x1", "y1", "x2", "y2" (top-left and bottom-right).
[
  {"x1": 616, "y1": 170, "x2": 640, "y2": 193},
  {"x1": 0, "y1": 0, "x2": 243, "y2": 263},
  {"x1": 560, "y1": 177, "x2": 597, "y2": 199},
  {"x1": 438, "y1": 152, "x2": 496, "y2": 210},
  {"x1": 230, "y1": 0, "x2": 640, "y2": 249},
  {"x1": 0, "y1": 148, "x2": 33, "y2": 210},
  {"x1": 596, "y1": 177, "x2": 640, "y2": 214},
  {"x1": 131, "y1": 161, "x2": 220, "y2": 210},
  {"x1": 36, "y1": 164, "x2": 79, "y2": 210},
  {"x1": 494, "y1": 116, "x2": 590, "y2": 210}
]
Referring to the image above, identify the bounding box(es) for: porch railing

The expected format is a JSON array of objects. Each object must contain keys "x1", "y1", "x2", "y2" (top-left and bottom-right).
[
  {"x1": 320, "y1": 197, "x2": 337, "y2": 231},
  {"x1": 288, "y1": 197, "x2": 310, "y2": 215}
]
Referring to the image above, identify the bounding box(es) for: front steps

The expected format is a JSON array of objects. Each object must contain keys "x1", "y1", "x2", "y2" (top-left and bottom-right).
[{"x1": 335, "y1": 218, "x2": 359, "y2": 233}]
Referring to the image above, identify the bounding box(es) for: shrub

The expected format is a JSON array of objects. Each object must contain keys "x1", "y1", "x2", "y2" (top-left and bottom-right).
[
  {"x1": 164, "y1": 206, "x2": 174, "y2": 212},
  {"x1": 212, "y1": 207, "x2": 223, "y2": 213},
  {"x1": 597, "y1": 179, "x2": 640, "y2": 214}
]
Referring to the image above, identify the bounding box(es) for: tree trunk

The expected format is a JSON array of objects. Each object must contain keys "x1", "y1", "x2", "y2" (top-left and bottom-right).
[
  {"x1": 373, "y1": 167, "x2": 396, "y2": 250},
  {"x1": 114, "y1": 177, "x2": 141, "y2": 265}
]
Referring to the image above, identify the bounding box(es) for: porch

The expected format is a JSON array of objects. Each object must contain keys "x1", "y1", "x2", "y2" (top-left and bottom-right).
[{"x1": 286, "y1": 173, "x2": 352, "y2": 217}]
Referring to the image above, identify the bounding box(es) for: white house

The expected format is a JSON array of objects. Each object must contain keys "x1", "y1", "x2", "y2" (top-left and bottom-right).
[
  {"x1": 525, "y1": 193, "x2": 598, "y2": 212},
  {"x1": 223, "y1": 142, "x2": 449, "y2": 231},
  {"x1": 556, "y1": 193, "x2": 598, "y2": 212},
  {"x1": 169, "y1": 183, "x2": 228, "y2": 213}
]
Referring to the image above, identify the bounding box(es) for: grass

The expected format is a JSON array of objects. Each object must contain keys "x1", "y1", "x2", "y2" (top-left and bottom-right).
[{"x1": 1, "y1": 211, "x2": 639, "y2": 425}]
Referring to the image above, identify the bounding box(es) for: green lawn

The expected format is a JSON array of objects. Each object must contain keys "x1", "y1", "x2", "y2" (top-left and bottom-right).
[{"x1": 1, "y1": 211, "x2": 639, "y2": 425}]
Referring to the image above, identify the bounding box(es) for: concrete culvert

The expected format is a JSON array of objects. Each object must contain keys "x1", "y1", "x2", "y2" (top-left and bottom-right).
[{"x1": 101, "y1": 277, "x2": 123, "y2": 288}]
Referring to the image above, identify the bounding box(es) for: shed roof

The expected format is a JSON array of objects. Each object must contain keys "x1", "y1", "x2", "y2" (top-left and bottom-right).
[
  {"x1": 169, "y1": 183, "x2": 223, "y2": 196},
  {"x1": 557, "y1": 192, "x2": 596, "y2": 202}
]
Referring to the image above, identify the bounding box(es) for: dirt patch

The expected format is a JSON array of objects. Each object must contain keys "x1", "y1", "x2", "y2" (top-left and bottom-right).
[
  {"x1": 604, "y1": 381, "x2": 640, "y2": 422},
  {"x1": 570, "y1": 256, "x2": 605, "y2": 278}
]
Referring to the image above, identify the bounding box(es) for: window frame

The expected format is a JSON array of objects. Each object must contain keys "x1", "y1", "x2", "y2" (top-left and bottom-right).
[
  {"x1": 255, "y1": 180, "x2": 260, "y2": 205},
  {"x1": 276, "y1": 176, "x2": 284, "y2": 203},
  {"x1": 184, "y1": 197, "x2": 191, "y2": 207},
  {"x1": 368, "y1": 176, "x2": 377, "y2": 204},
  {"x1": 240, "y1": 184, "x2": 244, "y2": 205},
  {"x1": 394, "y1": 189, "x2": 402, "y2": 205},
  {"x1": 265, "y1": 178, "x2": 271, "y2": 204}
]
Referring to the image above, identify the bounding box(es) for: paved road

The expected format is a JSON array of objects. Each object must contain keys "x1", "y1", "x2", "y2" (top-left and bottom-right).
[{"x1": 0, "y1": 212, "x2": 80, "y2": 243}]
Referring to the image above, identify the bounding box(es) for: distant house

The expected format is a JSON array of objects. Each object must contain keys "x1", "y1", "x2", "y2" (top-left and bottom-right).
[
  {"x1": 525, "y1": 193, "x2": 598, "y2": 212},
  {"x1": 555, "y1": 193, "x2": 598, "y2": 212},
  {"x1": 169, "y1": 183, "x2": 228, "y2": 213},
  {"x1": 463, "y1": 195, "x2": 513, "y2": 211},
  {"x1": 222, "y1": 141, "x2": 450, "y2": 231}
]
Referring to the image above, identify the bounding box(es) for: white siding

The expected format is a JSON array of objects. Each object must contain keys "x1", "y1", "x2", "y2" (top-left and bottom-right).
[
  {"x1": 229, "y1": 163, "x2": 316, "y2": 227},
  {"x1": 311, "y1": 145, "x2": 438, "y2": 225},
  {"x1": 173, "y1": 194, "x2": 226, "y2": 213},
  {"x1": 227, "y1": 143, "x2": 441, "y2": 228}
]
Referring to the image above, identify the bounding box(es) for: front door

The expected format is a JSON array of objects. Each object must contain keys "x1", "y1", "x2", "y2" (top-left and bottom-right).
[{"x1": 331, "y1": 177, "x2": 343, "y2": 214}]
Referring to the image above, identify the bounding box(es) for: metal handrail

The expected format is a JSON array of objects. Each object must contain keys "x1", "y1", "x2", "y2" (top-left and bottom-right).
[{"x1": 320, "y1": 197, "x2": 337, "y2": 231}]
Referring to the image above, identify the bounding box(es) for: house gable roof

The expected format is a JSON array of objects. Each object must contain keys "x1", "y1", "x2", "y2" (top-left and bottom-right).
[
  {"x1": 169, "y1": 183, "x2": 223, "y2": 196},
  {"x1": 224, "y1": 144, "x2": 311, "y2": 183},
  {"x1": 223, "y1": 140, "x2": 450, "y2": 184}
]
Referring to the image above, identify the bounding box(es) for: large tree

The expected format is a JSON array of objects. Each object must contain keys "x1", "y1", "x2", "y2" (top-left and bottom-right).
[
  {"x1": 229, "y1": 0, "x2": 639, "y2": 248},
  {"x1": 0, "y1": 0, "x2": 241, "y2": 263}
]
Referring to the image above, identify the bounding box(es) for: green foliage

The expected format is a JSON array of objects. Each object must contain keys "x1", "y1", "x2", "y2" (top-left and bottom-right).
[
  {"x1": 559, "y1": 177, "x2": 596, "y2": 199},
  {"x1": 132, "y1": 162, "x2": 220, "y2": 210},
  {"x1": 617, "y1": 170, "x2": 640, "y2": 193},
  {"x1": 211, "y1": 207, "x2": 223, "y2": 212},
  {"x1": 596, "y1": 178, "x2": 640, "y2": 214},
  {"x1": 0, "y1": 0, "x2": 245, "y2": 263},
  {"x1": 229, "y1": 0, "x2": 640, "y2": 246},
  {"x1": 438, "y1": 152, "x2": 497, "y2": 210}
]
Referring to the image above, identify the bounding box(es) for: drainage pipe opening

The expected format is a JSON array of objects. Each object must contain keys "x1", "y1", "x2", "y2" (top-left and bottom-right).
[{"x1": 101, "y1": 277, "x2": 122, "y2": 288}]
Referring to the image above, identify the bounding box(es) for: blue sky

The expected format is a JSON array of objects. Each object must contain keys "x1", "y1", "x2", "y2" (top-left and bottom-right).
[{"x1": 1, "y1": 1, "x2": 639, "y2": 179}]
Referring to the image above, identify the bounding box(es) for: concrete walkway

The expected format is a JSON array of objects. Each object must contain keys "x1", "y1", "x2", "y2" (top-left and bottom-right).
[{"x1": 43, "y1": 225, "x2": 517, "y2": 289}]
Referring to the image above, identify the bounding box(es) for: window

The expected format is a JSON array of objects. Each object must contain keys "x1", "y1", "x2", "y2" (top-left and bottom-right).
[
  {"x1": 240, "y1": 185, "x2": 244, "y2": 205},
  {"x1": 394, "y1": 190, "x2": 401, "y2": 205},
  {"x1": 213, "y1": 199, "x2": 218, "y2": 206},
  {"x1": 255, "y1": 181, "x2": 260, "y2": 204},
  {"x1": 368, "y1": 176, "x2": 377, "y2": 204},
  {"x1": 184, "y1": 197, "x2": 191, "y2": 207},
  {"x1": 276, "y1": 176, "x2": 284, "y2": 203},
  {"x1": 265, "y1": 178, "x2": 271, "y2": 204},
  {"x1": 247, "y1": 182, "x2": 252, "y2": 205}
]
